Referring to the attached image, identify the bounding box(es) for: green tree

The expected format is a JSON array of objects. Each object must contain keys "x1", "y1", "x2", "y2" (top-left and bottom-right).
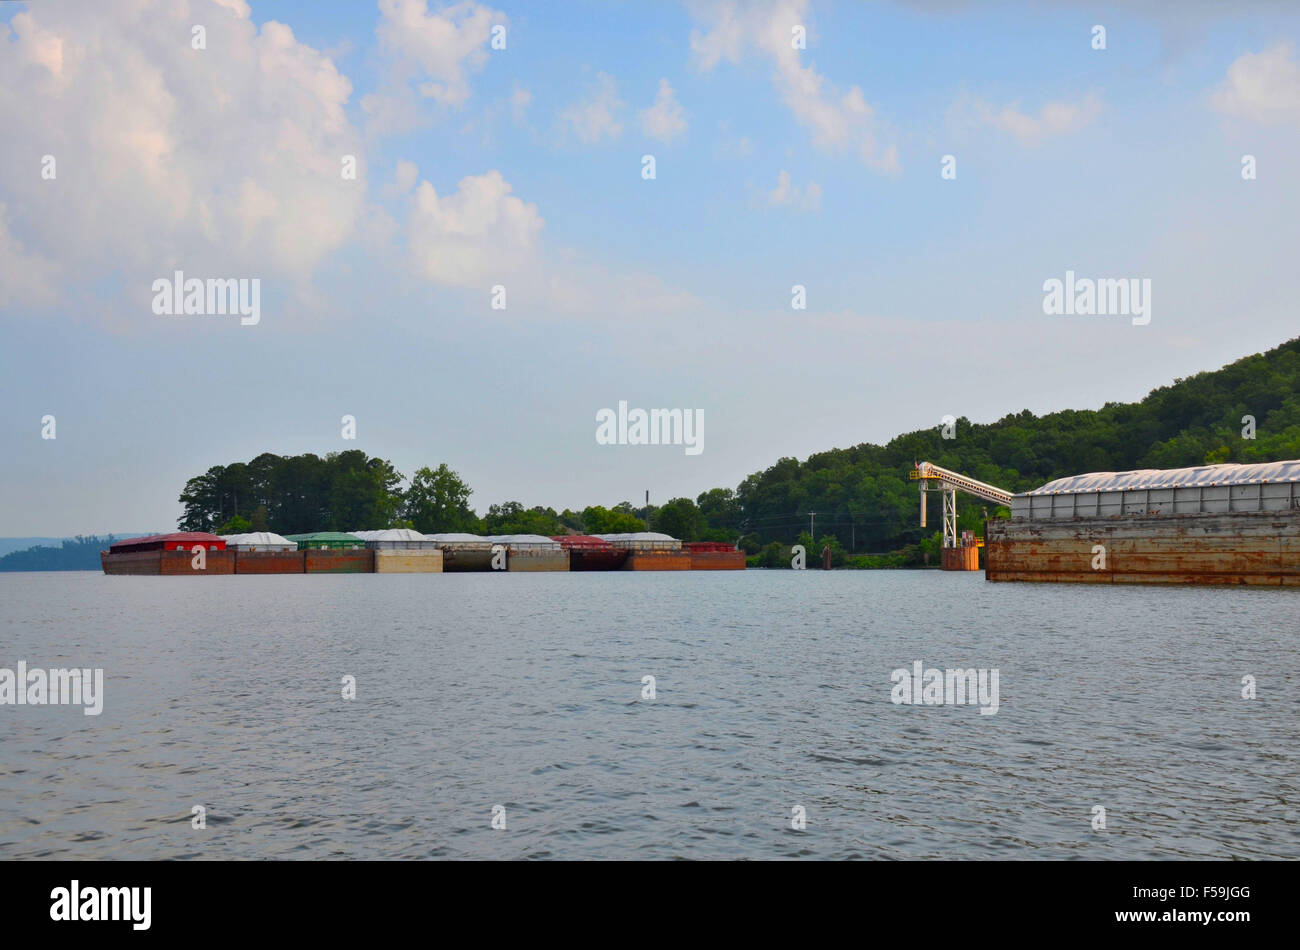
[
  {"x1": 581, "y1": 505, "x2": 646, "y2": 534},
  {"x1": 482, "y1": 502, "x2": 564, "y2": 536},
  {"x1": 217, "y1": 515, "x2": 252, "y2": 535},
  {"x1": 653, "y1": 497, "x2": 706, "y2": 540},
  {"x1": 405, "y1": 464, "x2": 479, "y2": 534}
]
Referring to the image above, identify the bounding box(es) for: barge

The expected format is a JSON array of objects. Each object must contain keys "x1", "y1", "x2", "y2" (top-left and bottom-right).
[
  {"x1": 284, "y1": 532, "x2": 372, "y2": 572},
  {"x1": 485, "y1": 535, "x2": 569, "y2": 571},
  {"x1": 596, "y1": 532, "x2": 692, "y2": 570},
  {"x1": 425, "y1": 533, "x2": 495, "y2": 572},
  {"x1": 222, "y1": 532, "x2": 303, "y2": 574},
  {"x1": 985, "y1": 460, "x2": 1300, "y2": 585},
  {"x1": 683, "y1": 541, "x2": 746, "y2": 570},
  {"x1": 100, "y1": 532, "x2": 231, "y2": 575},
  {"x1": 552, "y1": 535, "x2": 628, "y2": 571},
  {"x1": 357, "y1": 529, "x2": 443, "y2": 573}
]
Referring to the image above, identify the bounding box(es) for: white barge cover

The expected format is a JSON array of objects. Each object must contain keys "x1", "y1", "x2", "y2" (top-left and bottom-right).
[
  {"x1": 1027, "y1": 460, "x2": 1300, "y2": 494},
  {"x1": 1012, "y1": 459, "x2": 1300, "y2": 519}
]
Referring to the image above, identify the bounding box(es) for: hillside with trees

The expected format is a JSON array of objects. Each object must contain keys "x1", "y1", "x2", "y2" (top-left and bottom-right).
[
  {"x1": 170, "y1": 336, "x2": 1300, "y2": 564},
  {"x1": 0, "y1": 536, "x2": 119, "y2": 571}
]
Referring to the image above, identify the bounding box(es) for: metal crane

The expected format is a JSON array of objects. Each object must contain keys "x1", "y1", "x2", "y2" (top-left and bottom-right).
[{"x1": 909, "y1": 461, "x2": 1013, "y2": 549}]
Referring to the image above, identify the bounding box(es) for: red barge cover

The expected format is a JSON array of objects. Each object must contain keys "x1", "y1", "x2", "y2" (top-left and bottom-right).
[{"x1": 109, "y1": 532, "x2": 226, "y2": 553}]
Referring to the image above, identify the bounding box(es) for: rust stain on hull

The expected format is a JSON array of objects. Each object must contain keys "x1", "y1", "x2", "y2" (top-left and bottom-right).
[
  {"x1": 234, "y1": 551, "x2": 304, "y2": 574},
  {"x1": 304, "y1": 549, "x2": 374, "y2": 573},
  {"x1": 687, "y1": 551, "x2": 747, "y2": 570},
  {"x1": 101, "y1": 550, "x2": 237, "y2": 575},
  {"x1": 986, "y1": 509, "x2": 1300, "y2": 586},
  {"x1": 941, "y1": 547, "x2": 979, "y2": 571}
]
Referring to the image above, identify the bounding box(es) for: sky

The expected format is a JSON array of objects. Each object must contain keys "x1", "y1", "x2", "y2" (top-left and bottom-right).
[{"x1": 2, "y1": 0, "x2": 1299, "y2": 535}]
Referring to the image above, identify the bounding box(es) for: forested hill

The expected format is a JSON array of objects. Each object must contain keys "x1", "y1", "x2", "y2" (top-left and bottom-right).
[
  {"x1": 0, "y1": 536, "x2": 119, "y2": 572},
  {"x1": 733, "y1": 335, "x2": 1300, "y2": 550},
  {"x1": 170, "y1": 336, "x2": 1300, "y2": 557}
]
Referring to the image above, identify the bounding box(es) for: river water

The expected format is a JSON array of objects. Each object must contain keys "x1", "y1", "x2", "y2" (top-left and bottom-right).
[{"x1": 0, "y1": 570, "x2": 1295, "y2": 859}]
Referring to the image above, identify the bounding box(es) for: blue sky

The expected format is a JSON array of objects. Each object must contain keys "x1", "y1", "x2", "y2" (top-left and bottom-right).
[{"x1": 2, "y1": 0, "x2": 1299, "y2": 535}]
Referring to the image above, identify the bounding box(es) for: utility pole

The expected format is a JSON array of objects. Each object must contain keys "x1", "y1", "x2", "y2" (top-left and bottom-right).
[{"x1": 809, "y1": 511, "x2": 816, "y2": 540}]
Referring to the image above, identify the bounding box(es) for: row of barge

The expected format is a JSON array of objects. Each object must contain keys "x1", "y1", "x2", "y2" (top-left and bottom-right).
[{"x1": 99, "y1": 530, "x2": 745, "y2": 575}]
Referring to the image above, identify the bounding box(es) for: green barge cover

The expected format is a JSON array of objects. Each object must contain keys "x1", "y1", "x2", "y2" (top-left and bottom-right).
[{"x1": 283, "y1": 532, "x2": 365, "y2": 550}]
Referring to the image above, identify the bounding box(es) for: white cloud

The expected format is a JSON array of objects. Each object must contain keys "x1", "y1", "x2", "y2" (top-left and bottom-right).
[
  {"x1": 363, "y1": 0, "x2": 505, "y2": 133},
  {"x1": 405, "y1": 169, "x2": 544, "y2": 287},
  {"x1": 639, "y1": 78, "x2": 688, "y2": 144},
  {"x1": 688, "y1": 0, "x2": 898, "y2": 172},
  {"x1": 762, "y1": 169, "x2": 821, "y2": 211},
  {"x1": 961, "y1": 93, "x2": 1103, "y2": 145},
  {"x1": 0, "y1": 0, "x2": 365, "y2": 314},
  {"x1": 510, "y1": 83, "x2": 533, "y2": 122},
  {"x1": 561, "y1": 72, "x2": 625, "y2": 144},
  {"x1": 400, "y1": 168, "x2": 699, "y2": 320},
  {"x1": 0, "y1": 204, "x2": 57, "y2": 307},
  {"x1": 1211, "y1": 43, "x2": 1300, "y2": 124}
]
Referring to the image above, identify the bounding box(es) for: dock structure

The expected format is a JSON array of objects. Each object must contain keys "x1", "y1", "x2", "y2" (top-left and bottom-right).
[
  {"x1": 911, "y1": 462, "x2": 1012, "y2": 571},
  {"x1": 986, "y1": 460, "x2": 1300, "y2": 585}
]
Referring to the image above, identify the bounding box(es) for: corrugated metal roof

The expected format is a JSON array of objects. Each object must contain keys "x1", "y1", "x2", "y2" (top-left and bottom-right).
[
  {"x1": 283, "y1": 532, "x2": 362, "y2": 542},
  {"x1": 1027, "y1": 459, "x2": 1300, "y2": 495},
  {"x1": 425, "y1": 533, "x2": 489, "y2": 542}
]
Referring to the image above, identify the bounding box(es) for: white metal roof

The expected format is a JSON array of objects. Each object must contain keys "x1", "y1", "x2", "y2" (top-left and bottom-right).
[
  {"x1": 485, "y1": 534, "x2": 561, "y2": 546},
  {"x1": 425, "y1": 533, "x2": 489, "y2": 542},
  {"x1": 220, "y1": 532, "x2": 297, "y2": 548},
  {"x1": 368, "y1": 528, "x2": 428, "y2": 542},
  {"x1": 1027, "y1": 460, "x2": 1300, "y2": 495}
]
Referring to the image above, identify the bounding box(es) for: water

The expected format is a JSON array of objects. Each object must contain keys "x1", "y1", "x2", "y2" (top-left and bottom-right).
[{"x1": 1, "y1": 570, "x2": 1296, "y2": 859}]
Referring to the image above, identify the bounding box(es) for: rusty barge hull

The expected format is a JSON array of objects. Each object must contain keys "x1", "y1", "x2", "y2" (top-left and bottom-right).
[
  {"x1": 567, "y1": 549, "x2": 628, "y2": 571},
  {"x1": 437, "y1": 546, "x2": 494, "y2": 572},
  {"x1": 985, "y1": 509, "x2": 1300, "y2": 585},
  {"x1": 101, "y1": 550, "x2": 236, "y2": 575}
]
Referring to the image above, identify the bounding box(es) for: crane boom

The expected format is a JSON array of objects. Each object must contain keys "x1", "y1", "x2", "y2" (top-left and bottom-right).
[
  {"x1": 910, "y1": 461, "x2": 1014, "y2": 506},
  {"x1": 910, "y1": 461, "x2": 1014, "y2": 550}
]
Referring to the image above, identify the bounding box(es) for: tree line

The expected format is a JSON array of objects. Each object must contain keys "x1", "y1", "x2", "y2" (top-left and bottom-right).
[
  {"x1": 176, "y1": 336, "x2": 1300, "y2": 559},
  {"x1": 0, "y1": 536, "x2": 117, "y2": 572}
]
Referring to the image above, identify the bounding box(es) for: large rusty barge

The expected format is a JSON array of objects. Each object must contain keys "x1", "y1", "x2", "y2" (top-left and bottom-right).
[{"x1": 985, "y1": 460, "x2": 1300, "y2": 585}]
